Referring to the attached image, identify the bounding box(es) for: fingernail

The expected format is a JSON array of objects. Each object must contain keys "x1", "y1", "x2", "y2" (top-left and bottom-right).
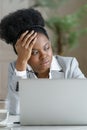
[
  {"x1": 31, "y1": 30, "x2": 34, "y2": 33},
  {"x1": 26, "y1": 30, "x2": 28, "y2": 33}
]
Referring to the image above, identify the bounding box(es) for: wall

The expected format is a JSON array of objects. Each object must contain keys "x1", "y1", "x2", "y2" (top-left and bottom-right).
[{"x1": 58, "y1": 0, "x2": 87, "y2": 77}]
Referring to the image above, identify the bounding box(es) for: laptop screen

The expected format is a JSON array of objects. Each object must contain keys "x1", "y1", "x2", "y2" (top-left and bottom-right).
[{"x1": 19, "y1": 79, "x2": 87, "y2": 125}]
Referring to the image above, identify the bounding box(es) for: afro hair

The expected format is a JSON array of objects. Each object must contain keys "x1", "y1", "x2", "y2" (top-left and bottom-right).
[{"x1": 0, "y1": 8, "x2": 46, "y2": 45}]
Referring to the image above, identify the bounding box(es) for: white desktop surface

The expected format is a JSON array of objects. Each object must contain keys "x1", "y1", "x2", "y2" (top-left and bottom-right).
[
  {"x1": 0, "y1": 115, "x2": 87, "y2": 130},
  {"x1": 11, "y1": 126, "x2": 87, "y2": 130}
]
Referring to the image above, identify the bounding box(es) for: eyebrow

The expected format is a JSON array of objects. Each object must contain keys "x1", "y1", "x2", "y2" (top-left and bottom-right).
[{"x1": 32, "y1": 42, "x2": 50, "y2": 51}]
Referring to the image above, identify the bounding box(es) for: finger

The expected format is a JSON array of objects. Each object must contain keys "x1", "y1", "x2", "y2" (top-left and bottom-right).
[
  {"x1": 20, "y1": 30, "x2": 29, "y2": 41},
  {"x1": 15, "y1": 38, "x2": 21, "y2": 47},
  {"x1": 22, "y1": 30, "x2": 35, "y2": 47},
  {"x1": 29, "y1": 37, "x2": 37, "y2": 49},
  {"x1": 25, "y1": 32, "x2": 37, "y2": 49}
]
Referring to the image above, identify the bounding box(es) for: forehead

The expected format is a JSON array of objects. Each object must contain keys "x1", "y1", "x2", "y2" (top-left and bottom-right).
[{"x1": 33, "y1": 33, "x2": 50, "y2": 49}]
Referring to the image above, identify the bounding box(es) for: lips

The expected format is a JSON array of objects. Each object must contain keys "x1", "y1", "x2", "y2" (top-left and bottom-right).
[{"x1": 40, "y1": 60, "x2": 50, "y2": 66}]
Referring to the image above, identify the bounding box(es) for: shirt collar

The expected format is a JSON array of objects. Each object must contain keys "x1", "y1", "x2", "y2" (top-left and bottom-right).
[
  {"x1": 50, "y1": 56, "x2": 62, "y2": 71},
  {"x1": 27, "y1": 64, "x2": 34, "y2": 72}
]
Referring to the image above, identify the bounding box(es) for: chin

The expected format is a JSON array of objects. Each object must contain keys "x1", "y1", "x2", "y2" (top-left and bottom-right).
[{"x1": 38, "y1": 67, "x2": 50, "y2": 74}]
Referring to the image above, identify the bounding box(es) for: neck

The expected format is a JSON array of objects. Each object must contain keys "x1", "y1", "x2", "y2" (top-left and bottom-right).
[{"x1": 36, "y1": 70, "x2": 49, "y2": 78}]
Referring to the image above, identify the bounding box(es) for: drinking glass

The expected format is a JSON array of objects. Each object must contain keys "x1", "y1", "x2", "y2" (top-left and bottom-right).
[{"x1": 0, "y1": 99, "x2": 9, "y2": 126}]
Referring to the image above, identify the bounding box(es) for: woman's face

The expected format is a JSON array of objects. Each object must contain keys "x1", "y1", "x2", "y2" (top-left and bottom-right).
[{"x1": 28, "y1": 33, "x2": 53, "y2": 76}]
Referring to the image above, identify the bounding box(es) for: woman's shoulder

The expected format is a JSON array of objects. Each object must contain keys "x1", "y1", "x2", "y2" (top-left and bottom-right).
[
  {"x1": 54, "y1": 55, "x2": 76, "y2": 61},
  {"x1": 8, "y1": 61, "x2": 16, "y2": 71},
  {"x1": 54, "y1": 55, "x2": 78, "y2": 67}
]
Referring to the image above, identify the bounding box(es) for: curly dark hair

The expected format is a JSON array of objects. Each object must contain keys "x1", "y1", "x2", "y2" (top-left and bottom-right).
[{"x1": 0, "y1": 8, "x2": 49, "y2": 47}]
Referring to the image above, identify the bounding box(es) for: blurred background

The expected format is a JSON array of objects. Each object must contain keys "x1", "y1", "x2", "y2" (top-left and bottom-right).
[{"x1": 0, "y1": 0, "x2": 87, "y2": 99}]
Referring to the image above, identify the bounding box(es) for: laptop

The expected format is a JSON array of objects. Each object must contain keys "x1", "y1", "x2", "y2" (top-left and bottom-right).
[{"x1": 19, "y1": 79, "x2": 87, "y2": 126}]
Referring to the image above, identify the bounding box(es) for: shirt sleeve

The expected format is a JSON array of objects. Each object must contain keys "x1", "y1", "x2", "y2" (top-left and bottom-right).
[{"x1": 15, "y1": 69, "x2": 27, "y2": 79}]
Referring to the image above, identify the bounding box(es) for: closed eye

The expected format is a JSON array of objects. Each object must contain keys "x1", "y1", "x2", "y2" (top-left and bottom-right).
[
  {"x1": 32, "y1": 50, "x2": 39, "y2": 55},
  {"x1": 44, "y1": 44, "x2": 50, "y2": 51}
]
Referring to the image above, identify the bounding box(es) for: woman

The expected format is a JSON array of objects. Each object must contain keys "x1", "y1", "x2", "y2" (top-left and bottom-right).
[{"x1": 0, "y1": 8, "x2": 85, "y2": 115}]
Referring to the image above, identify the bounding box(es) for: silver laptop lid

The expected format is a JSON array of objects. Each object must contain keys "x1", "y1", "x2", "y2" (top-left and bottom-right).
[{"x1": 19, "y1": 79, "x2": 87, "y2": 125}]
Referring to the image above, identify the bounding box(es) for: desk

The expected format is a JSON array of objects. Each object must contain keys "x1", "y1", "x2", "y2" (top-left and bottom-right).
[
  {"x1": 1, "y1": 116, "x2": 87, "y2": 130},
  {"x1": 10, "y1": 126, "x2": 87, "y2": 130}
]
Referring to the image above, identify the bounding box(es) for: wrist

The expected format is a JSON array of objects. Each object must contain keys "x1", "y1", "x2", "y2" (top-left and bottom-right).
[{"x1": 16, "y1": 58, "x2": 27, "y2": 71}]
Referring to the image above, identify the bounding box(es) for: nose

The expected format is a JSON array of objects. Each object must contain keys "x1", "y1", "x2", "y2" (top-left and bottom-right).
[{"x1": 39, "y1": 50, "x2": 47, "y2": 60}]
